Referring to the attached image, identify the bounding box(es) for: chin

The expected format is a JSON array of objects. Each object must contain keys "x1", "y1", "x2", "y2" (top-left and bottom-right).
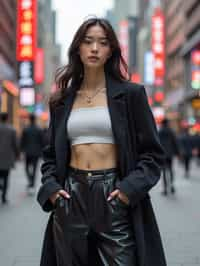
[{"x1": 84, "y1": 63, "x2": 104, "y2": 69}]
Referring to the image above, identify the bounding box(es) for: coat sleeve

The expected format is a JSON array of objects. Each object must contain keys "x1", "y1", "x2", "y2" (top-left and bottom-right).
[
  {"x1": 37, "y1": 105, "x2": 62, "y2": 212},
  {"x1": 118, "y1": 85, "x2": 165, "y2": 207}
]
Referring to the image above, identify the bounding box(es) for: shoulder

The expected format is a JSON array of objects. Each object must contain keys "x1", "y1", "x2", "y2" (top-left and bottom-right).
[
  {"x1": 121, "y1": 80, "x2": 145, "y2": 96},
  {"x1": 120, "y1": 81, "x2": 146, "y2": 102}
]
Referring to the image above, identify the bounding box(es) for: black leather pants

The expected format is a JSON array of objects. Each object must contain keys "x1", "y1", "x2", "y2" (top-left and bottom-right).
[{"x1": 53, "y1": 166, "x2": 136, "y2": 266}]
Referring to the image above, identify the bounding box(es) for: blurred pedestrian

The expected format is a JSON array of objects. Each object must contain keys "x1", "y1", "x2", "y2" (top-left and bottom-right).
[
  {"x1": 158, "y1": 118, "x2": 179, "y2": 195},
  {"x1": 178, "y1": 126, "x2": 193, "y2": 178},
  {"x1": 190, "y1": 131, "x2": 200, "y2": 166},
  {"x1": 0, "y1": 112, "x2": 19, "y2": 203},
  {"x1": 41, "y1": 125, "x2": 49, "y2": 148},
  {"x1": 37, "y1": 18, "x2": 166, "y2": 266},
  {"x1": 20, "y1": 113, "x2": 44, "y2": 193}
]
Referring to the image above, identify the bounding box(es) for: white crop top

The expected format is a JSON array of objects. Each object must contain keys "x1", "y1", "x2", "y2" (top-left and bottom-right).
[{"x1": 67, "y1": 106, "x2": 115, "y2": 146}]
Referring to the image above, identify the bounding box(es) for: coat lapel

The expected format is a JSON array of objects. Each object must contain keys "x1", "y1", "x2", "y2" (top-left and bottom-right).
[
  {"x1": 106, "y1": 74, "x2": 127, "y2": 142},
  {"x1": 106, "y1": 75, "x2": 129, "y2": 176}
]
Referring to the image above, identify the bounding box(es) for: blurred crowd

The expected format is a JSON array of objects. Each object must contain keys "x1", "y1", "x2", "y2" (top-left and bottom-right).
[
  {"x1": 0, "y1": 112, "x2": 48, "y2": 203},
  {"x1": 158, "y1": 118, "x2": 200, "y2": 195}
]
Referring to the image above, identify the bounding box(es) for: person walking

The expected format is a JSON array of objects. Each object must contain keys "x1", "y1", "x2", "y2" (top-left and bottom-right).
[
  {"x1": 178, "y1": 126, "x2": 193, "y2": 178},
  {"x1": 0, "y1": 112, "x2": 18, "y2": 203},
  {"x1": 20, "y1": 113, "x2": 44, "y2": 193},
  {"x1": 158, "y1": 118, "x2": 179, "y2": 195},
  {"x1": 37, "y1": 18, "x2": 167, "y2": 266}
]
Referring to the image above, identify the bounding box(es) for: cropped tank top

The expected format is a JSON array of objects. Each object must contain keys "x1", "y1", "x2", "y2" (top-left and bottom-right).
[{"x1": 67, "y1": 106, "x2": 115, "y2": 146}]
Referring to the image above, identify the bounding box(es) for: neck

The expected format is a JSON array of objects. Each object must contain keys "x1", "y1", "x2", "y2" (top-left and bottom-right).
[{"x1": 81, "y1": 67, "x2": 106, "y2": 91}]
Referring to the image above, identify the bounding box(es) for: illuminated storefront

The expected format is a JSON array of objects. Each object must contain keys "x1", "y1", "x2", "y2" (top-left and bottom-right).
[{"x1": 0, "y1": 80, "x2": 20, "y2": 132}]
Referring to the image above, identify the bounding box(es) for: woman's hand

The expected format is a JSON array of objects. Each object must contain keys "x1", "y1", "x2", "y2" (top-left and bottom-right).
[
  {"x1": 50, "y1": 190, "x2": 71, "y2": 205},
  {"x1": 107, "y1": 189, "x2": 130, "y2": 205}
]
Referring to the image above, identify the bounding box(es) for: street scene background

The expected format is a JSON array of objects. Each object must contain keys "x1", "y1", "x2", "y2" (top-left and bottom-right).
[{"x1": 1, "y1": 0, "x2": 200, "y2": 265}]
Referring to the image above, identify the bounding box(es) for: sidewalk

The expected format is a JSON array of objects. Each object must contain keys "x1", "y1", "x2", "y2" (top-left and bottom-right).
[
  {"x1": 152, "y1": 159, "x2": 200, "y2": 266},
  {"x1": 0, "y1": 160, "x2": 200, "y2": 266},
  {"x1": 0, "y1": 162, "x2": 47, "y2": 266}
]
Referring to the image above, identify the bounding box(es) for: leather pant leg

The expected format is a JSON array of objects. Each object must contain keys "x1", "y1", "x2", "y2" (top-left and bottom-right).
[
  {"x1": 93, "y1": 174, "x2": 136, "y2": 266},
  {"x1": 53, "y1": 174, "x2": 90, "y2": 266},
  {"x1": 53, "y1": 168, "x2": 136, "y2": 266}
]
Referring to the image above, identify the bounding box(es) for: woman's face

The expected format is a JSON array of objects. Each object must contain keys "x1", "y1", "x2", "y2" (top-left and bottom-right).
[{"x1": 79, "y1": 24, "x2": 112, "y2": 69}]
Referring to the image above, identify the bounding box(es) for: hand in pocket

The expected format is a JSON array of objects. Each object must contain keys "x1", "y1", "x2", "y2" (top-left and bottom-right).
[
  {"x1": 107, "y1": 189, "x2": 130, "y2": 206},
  {"x1": 50, "y1": 189, "x2": 71, "y2": 206}
]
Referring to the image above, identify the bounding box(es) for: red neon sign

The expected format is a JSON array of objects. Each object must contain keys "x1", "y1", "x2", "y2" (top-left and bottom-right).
[
  {"x1": 16, "y1": 0, "x2": 37, "y2": 61},
  {"x1": 152, "y1": 8, "x2": 165, "y2": 83},
  {"x1": 154, "y1": 91, "x2": 165, "y2": 102},
  {"x1": 191, "y1": 50, "x2": 200, "y2": 65},
  {"x1": 131, "y1": 73, "x2": 141, "y2": 83},
  {"x1": 34, "y1": 48, "x2": 44, "y2": 84}
]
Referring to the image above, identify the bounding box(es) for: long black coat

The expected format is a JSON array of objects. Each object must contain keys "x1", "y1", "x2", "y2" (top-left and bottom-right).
[{"x1": 37, "y1": 74, "x2": 167, "y2": 266}]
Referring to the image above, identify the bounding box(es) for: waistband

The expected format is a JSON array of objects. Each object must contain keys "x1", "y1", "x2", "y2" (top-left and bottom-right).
[{"x1": 68, "y1": 165, "x2": 119, "y2": 180}]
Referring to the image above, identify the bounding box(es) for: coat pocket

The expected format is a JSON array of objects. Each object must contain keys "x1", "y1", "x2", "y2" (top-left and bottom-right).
[{"x1": 53, "y1": 182, "x2": 71, "y2": 224}]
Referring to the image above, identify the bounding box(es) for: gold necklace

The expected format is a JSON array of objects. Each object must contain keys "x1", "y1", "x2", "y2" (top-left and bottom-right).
[{"x1": 82, "y1": 87, "x2": 105, "y2": 104}]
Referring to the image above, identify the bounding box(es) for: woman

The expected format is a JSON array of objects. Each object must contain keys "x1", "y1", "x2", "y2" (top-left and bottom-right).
[{"x1": 37, "y1": 18, "x2": 167, "y2": 266}]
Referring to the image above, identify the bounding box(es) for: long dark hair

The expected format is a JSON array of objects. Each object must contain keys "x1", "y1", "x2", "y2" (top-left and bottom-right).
[{"x1": 50, "y1": 17, "x2": 129, "y2": 106}]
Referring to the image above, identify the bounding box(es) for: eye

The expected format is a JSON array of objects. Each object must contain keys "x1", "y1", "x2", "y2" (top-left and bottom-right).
[
  {"x1": 100, "y1": 41, "x2": 109, "y2": 46},
  {"x1": 83, "y1": 39, "x2": 92, "y2": 44}
]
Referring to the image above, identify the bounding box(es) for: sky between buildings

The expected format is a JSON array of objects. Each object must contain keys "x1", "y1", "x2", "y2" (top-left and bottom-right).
[{"x1": 52, "y1": 0, "x2": 114, "y2": 63}]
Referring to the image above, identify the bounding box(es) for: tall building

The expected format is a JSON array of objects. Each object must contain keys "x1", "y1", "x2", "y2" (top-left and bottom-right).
[
  {"x1": 0, "y1": 0, "x2": 20, "y2": 130},
  {"x1": 106, "y1": 0, "x2": 140, "y2": 72},
  {"x1": 0, "y1": 1, "x2": 16, "y2": 70},
  {"x1": 105, "y1": 9, "x2": 115, "y2": 29},
  {"x1": 109, "y1": 0, "x2": 130, "y2": 34},
  {"x1": 163, "y1": 0, "x2": 200, "y2": 122},
  {"x1": 163, "y1": 0, "x2": 186, "y2": 119},
  {"x1": 180, "y1": 0, "x2": 200, "y2": 120},
  {"x1": 137, "y1": 0, "x2": 154, "y2": 85},
  {"x1": 137, "y1": 1, "x2": 166, "y2": 124},
  {"x1": 37, "y1": 0, "x2": 61, "y2": 106}
]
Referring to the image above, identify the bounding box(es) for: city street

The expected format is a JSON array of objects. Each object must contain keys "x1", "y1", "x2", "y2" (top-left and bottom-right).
[
  {"x1": 1, "y1": 0, "x2": 200, "y2": 266},
  {"x1": 0, "y1": 159, "x2": 200, "y2": 266}
]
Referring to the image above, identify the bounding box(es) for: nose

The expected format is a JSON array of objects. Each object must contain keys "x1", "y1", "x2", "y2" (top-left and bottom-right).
[{"x1": 91, "y1": 42, "x2": 98, "y2": 52}]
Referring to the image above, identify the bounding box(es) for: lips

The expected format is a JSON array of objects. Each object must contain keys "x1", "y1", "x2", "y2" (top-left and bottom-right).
[{"x1": 88, "y1": 56, "x2": 99, "y2": 61}]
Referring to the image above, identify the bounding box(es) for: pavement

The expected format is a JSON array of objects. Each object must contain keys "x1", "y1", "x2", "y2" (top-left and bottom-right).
[{"x1": 0, "y1": 159, "x2": 200, "y2": 266}]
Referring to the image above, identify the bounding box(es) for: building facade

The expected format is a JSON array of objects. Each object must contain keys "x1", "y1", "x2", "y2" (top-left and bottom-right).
[
  {"x1": 38, "y1": 0, "x2": 61, "y2": 105},
  {"x1": 163, "y1": 0, "x2": 186, "y2": 121},
  {"x1": 180, "y1": 0, "x2": 200, "y2": 121},
  {"x1": 0, "y1": 0, "x2": 20, "y2": 130}
]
